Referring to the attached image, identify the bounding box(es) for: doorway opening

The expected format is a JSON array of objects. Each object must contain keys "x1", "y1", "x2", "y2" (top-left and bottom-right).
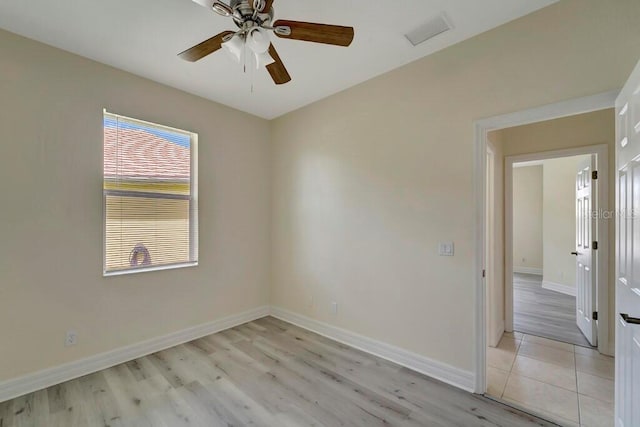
[
  {"x1": 475, "y1": 93, "x2": 617, "y2": 425},
  {"x1": 488, "y1": 147, "x2": 613, "y2": 425},
  {"x1": 510, "y1": 154, "x2": 595, "y2": 349}
]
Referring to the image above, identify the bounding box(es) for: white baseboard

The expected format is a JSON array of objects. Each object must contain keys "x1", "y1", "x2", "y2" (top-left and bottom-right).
[
  {"x1": 513, "y1": 266, "x2": 543, "y2": 275},
  {"x1": 542, "y1": 281, "x2": 576, "y2": 297},
  {"x1": 270, "y1": 306, "x2": 475, "y2": 393},
  {"x1": 0, "y1": 305, "x2": 270, "y2": 403}
]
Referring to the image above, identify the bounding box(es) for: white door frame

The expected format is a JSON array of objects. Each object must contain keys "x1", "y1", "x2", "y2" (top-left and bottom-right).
[{"x1": 473, "y1": 90, "x2": 617, "y2": 394}]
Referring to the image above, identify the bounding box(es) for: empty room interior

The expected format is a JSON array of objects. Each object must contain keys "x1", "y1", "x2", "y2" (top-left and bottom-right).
[{"x1": 1, "y1": 1, "x2": 640, "y2": 426}]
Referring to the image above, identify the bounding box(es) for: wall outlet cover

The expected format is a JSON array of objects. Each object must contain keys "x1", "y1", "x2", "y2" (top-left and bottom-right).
[
  {"x1": 438, "y1": 242, "x2": 454, "y2": 256},
  {"x1": 65, "y1": 330, "x2": 77, "y2": 347}
]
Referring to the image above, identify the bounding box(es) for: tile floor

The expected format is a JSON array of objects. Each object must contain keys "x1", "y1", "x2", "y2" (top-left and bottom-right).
[{"x1": 487, "y1": 332, "x2": 614, "y2": 427}]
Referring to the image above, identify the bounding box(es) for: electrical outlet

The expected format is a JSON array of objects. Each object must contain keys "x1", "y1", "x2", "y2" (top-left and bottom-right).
[
  {"x1": 308, "y1": 296, "x2": 314, "y2": 308},
  {"x1": 438, "y1": 242, "x2": 454, "y2": 256},
  {"x1": 65, "y1": 330, "x2": 77, "y2": 347},
  {"x1": 330, "y1": 301, "x2": 338, "y2": 315}
]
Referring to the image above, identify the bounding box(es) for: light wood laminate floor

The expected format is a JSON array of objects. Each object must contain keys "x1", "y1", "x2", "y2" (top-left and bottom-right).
[
  {"x1": 514, "y1": 273, "x2": 593, "y2": 348},
  {"x1": 0, "y1": 316, "x2": 555, "y2": 427}
]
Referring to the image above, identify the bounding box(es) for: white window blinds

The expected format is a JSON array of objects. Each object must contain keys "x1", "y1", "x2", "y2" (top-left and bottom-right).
[{"x1": 103, "y1": 111, "x2": 198, "y2": 275}]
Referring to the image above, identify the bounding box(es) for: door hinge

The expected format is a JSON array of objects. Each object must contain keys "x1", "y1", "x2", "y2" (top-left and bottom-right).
[
  {"x1": 593, "y1": 241, "x2": 598, "y2": 250},
  {"x1": 482, "y1": 269, "x2": 486, "y2": 278},
  {"x1": 592, "y1": 170, "x2": 598, "y2": 180},
  {"x1": 593, "y1": 311, "x2": 598, "y2": 321}
]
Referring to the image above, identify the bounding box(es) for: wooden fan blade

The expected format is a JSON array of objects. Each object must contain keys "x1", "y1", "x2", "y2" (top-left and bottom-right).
[
  {"x1": 273, "y1": 20, "x2": 354, "y2": 47},
  {"x1": 178, "y1": 31, "x2": 235, "y2": 62},
  {"x1": 261, "y1": 0, "x2": 275, "y2": 12},
  {"x1": 249, "y1": 0, "x2": 274, "y2": 12},
  {"x1": 265, "y1": 44, "x2": 291, "y2": 85}
]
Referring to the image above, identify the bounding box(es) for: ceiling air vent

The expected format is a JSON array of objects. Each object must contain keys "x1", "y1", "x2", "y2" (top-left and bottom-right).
[{"x1": 405, "y1": 13, "x2": 452, "y2": 47}]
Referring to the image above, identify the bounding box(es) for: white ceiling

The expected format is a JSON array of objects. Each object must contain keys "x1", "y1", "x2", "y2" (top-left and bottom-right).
[{"x1": 0, "y1": 0, "x2": 557, "y2": 119}]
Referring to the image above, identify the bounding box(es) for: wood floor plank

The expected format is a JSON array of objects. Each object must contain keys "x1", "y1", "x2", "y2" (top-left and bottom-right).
[
  {"x1": 177, "y1": 380, "x2": 245, "y2": 427},
  {"x1": 46, "y1": 380, "x2": 90, "y2": 427},
  {"x1": 137, "y1": 377, "x2": 202, "y2": 427},
  {"x1": 285, "y1": 357, "x2": 413, "y2": 426},
  {"x1": 0, "y1": 397, "x2": 14, "y2": 427},
  {"x1": 78, "y1": 372, "x2": 126, "y2": 427},
  {"x1": 0, "y1": 317, "x2": 557, "y2": 426},
  {"x1": 264, "y1": 355, "x2": 392, "y2": 426},
  {"x1": 45, "y1": 384, "x2": 67, "y2": 415},
  {"x1": 184, "y1": 338, "x2": 217, "y2": 356},
  {"x1": 212, "y1": 332, "x2": 389, "y2": 426},
  {"x1": 514, "y1": 273, "x2": 594, "y2": 347},
  {"x1": 102, "y1": 364, "x2": 154, "y2": 427},
  {"x1": 125, "y1": 357, "x2": 162, "y2": 382},
  {"x1": 200, "y1": 375, "x2": 284, "y2": 426},
  {"x1": 11, "y1": 389, "x2": 49, "y2": 427},
  {"x1": 147, "y1": 349, "x2": 199, "y2": 389}
]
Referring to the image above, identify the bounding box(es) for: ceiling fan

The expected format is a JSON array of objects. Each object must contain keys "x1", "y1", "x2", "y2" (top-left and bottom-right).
[{"x1": 178, "y1": 0, "x2": 355, "y2": 85}]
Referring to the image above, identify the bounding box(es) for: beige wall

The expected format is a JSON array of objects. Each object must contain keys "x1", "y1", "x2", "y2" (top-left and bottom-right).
[
  {"x1": 0, "y1": 29, "x2": 271, "y2": 382},
  {"x1": 271, "y1": 0, "x2": 637, "y2": 371},
  {"x1": 542, "y1": 156, "x2": 591, "y2": 290},
  {"x1": 512, "y1": 165, "x2": 543, "y2": 272},
  {"x1": 501, "y1": 110, "x2": 615, "y2": 158},
  {"x1": 498, "y1": 109, "x2": 615, "y2": 349}
]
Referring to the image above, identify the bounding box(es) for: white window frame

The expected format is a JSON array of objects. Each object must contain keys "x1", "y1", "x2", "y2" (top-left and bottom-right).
[{"x1": 102, "y1": 110, "x2": 199, "y2": 276}]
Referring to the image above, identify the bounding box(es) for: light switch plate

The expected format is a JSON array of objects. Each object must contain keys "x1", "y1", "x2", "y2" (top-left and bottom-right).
[{"x1": 439, "y1": 242, "x2": 454, "y2": 256}]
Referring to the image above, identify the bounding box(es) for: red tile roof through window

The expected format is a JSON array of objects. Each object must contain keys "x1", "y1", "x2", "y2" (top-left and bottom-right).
[{"x1": 104, "y1": 127, "x2": 190, "y2": 180}]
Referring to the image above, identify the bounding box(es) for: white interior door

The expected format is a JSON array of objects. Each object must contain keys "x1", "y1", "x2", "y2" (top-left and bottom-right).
[
  {"x1": 485, "y1": 146, "x2": 499, "y2": 347},
  {"x1": 575, "y1": 156, "x2": 598, "y2": 346},
  {"x1": 616, "y1": 59, "x2": 640, "y2": 427}
]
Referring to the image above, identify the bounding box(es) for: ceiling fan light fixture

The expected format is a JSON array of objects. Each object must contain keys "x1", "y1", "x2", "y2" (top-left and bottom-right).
[
  {"x1": 222, "y1": 34, "x2": 244, "y2": 62},
  {"x1": 247, "y1": 27, "x2": 271, "y2": 53},
  {"x1": 254, "y1": 50, "x2": 274, "y2": 69},
  {"x1": 211, "y1": 1, "x2": 232, "y2": 16}
]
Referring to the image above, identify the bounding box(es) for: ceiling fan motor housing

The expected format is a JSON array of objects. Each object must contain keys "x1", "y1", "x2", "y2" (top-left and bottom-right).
[{"x1": 230, "y1": 0, "x2": 273, "y2": 29}]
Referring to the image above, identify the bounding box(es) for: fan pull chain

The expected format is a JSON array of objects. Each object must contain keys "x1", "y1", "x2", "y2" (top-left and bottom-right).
[{"x1": 250, "y1": 48, "x2": 255, "y2": 94}]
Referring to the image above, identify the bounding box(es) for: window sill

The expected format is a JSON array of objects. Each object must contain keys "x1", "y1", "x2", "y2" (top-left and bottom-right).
[{"x1": 103, "y1": 261, "x2": 198, "y2": 277}]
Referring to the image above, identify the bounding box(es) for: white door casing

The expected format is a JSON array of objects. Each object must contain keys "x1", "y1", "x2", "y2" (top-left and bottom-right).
[
  {"x1": 474, "y1": 90, "x2": 616, "y2": 394},
  {"x1": 575, "y1": 156, "x2": 598, "y2": 346},
  {"x1": 615, "y1": 59, "x2": 640, "y2": 427}
]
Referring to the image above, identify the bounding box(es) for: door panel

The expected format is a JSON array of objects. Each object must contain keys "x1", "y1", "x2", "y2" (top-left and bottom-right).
[
  {"x1": 616, "y1": 58, "x2": 640, "y2": 427},
  {"x1": 576, "y1": 156, "x2": 597, "y2": 345}
]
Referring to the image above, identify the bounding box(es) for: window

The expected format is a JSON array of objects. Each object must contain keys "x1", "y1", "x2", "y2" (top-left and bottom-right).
[{"x1": 103, "y1": 111, "x2": 198, "y2": 275}]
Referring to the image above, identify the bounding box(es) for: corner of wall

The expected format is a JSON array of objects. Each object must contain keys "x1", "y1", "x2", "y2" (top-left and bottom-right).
[{"x1": 267, "y1": 116, "x2": 277, "y2": 307}]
